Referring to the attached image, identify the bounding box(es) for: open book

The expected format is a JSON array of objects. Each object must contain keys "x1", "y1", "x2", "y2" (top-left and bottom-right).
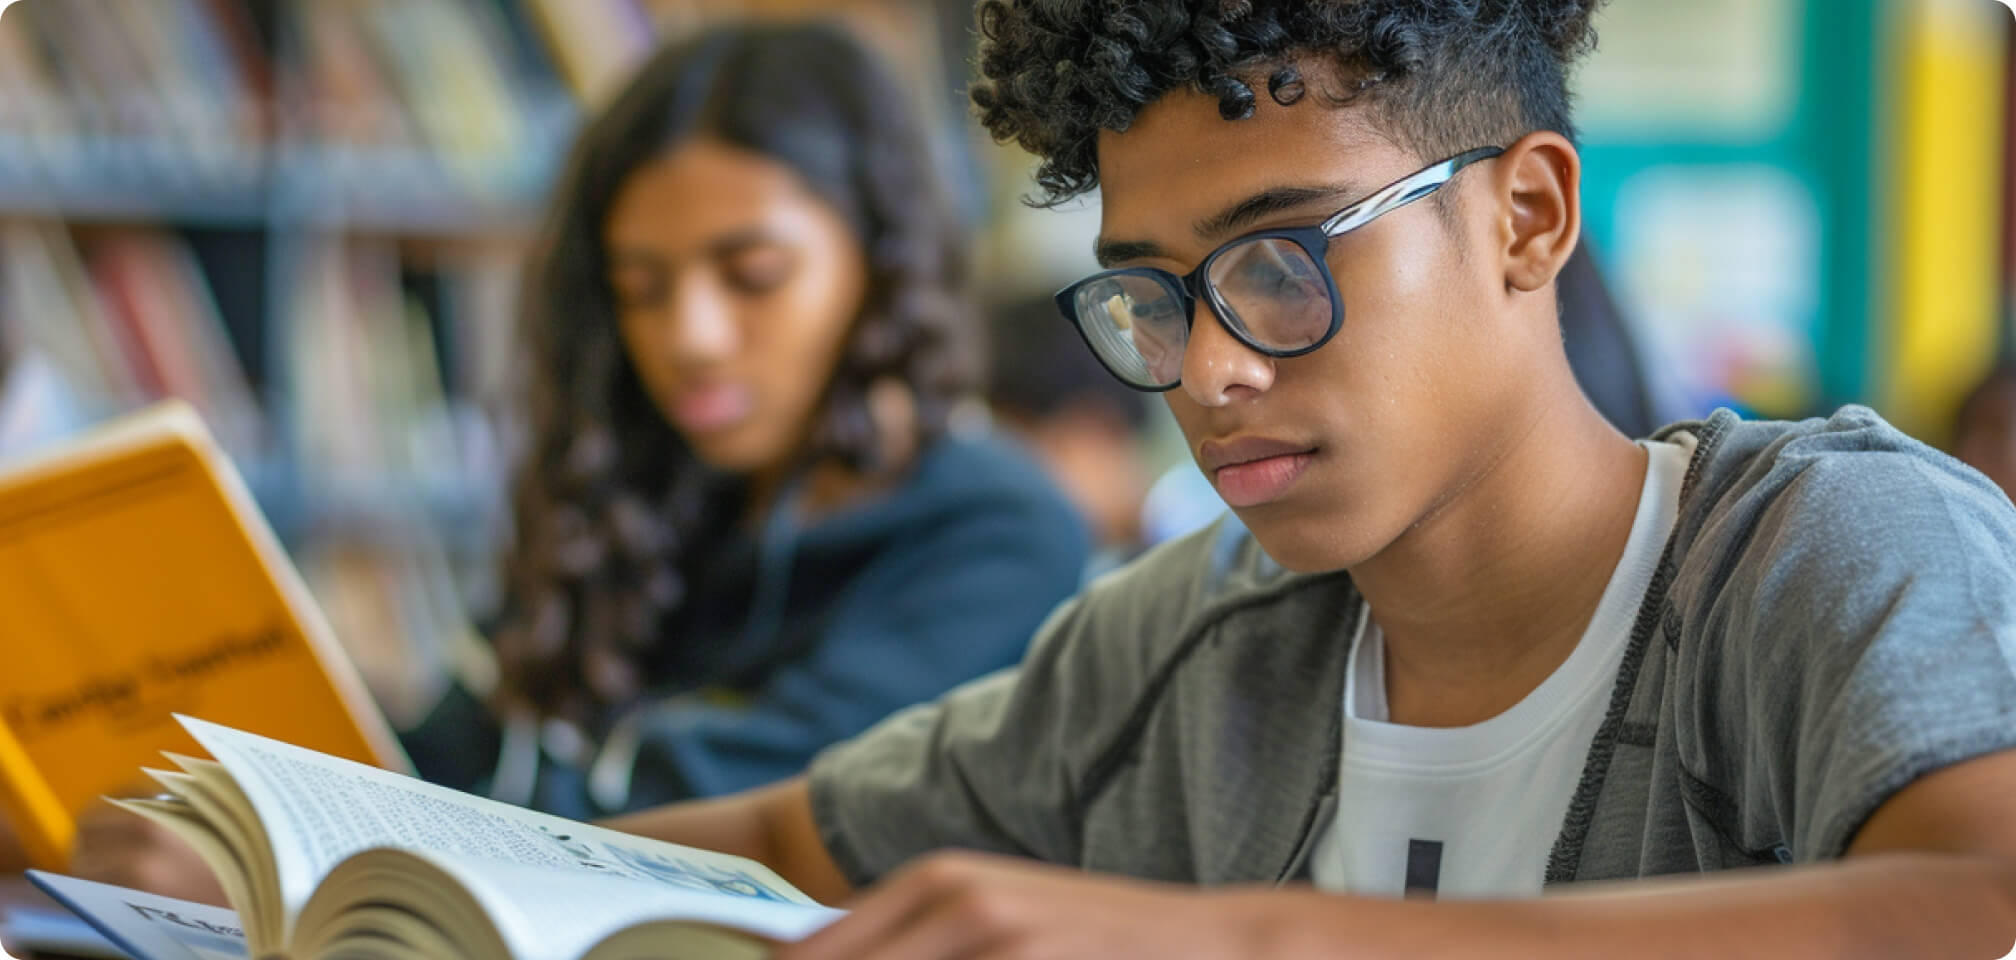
[{"x1": 93, "y1": 716, "x2": 841, "y2": 959}]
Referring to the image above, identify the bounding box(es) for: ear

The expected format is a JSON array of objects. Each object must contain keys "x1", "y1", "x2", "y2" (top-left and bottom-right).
[{"x1": 1489, "y1": 131, "x2": 1582, "y2": 294}]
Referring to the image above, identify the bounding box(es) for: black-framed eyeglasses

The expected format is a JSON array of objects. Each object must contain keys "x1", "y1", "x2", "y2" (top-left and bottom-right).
[{"x1": 1054, "y1": 146, "x2": 1504, "y2": 391}]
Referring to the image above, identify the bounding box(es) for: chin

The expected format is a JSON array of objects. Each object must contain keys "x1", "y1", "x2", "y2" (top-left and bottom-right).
[
  {"x1": 1234, "y1": 506, "x2": 1387, "y2": 574},
  {"x1": 684, "y1": 431, "x2": 783, "y2": 475}
]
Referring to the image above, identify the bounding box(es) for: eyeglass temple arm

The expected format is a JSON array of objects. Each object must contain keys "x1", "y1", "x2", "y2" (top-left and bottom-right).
[{"x1": 1319, "y1": 146, "x2": 1506, "y2": 237}]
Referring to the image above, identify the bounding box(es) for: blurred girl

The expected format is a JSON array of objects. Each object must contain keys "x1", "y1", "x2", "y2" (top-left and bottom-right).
[{"x1": 399, "y1": 21, "x2": 1088, "y2": 818}]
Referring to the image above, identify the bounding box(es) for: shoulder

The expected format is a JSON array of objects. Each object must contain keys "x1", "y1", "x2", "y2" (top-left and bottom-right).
[
  {"x1": 1027, "y1": 511, "x2": 1341, "y2": 686},
  {"x1": 1667, "y1": 405, "x2": 2016, "y2": 637},
  {"x1": 903, "y1": 430, "x2": 1082, "y2": 533},
  {"x1": 818, "y1": 430, "x2": 1089, "y2": 573},
  {"x1": 1675, "y1": 404, "x2": 2003, "y2": 495},
  {"x1": 1677, "y1": 405, "x2": 2016, "y2": 565},
  {"x1": 1648, "y1": 408, "x2": 2016, "y2": 860}
]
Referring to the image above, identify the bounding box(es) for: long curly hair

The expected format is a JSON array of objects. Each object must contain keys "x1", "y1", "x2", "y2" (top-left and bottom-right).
[
  {"x1": 970, "y1": 0, "x2": 1606, "y2": 206},
  {"x1": 496, "y1": 22, "x2": 975, "y2": 725}
]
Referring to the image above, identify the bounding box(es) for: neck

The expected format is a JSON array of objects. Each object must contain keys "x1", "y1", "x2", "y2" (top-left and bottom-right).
[
  {"x1": 1349, "y1": 378, "x2": 1647, "y2": 727},
  {"x1": 744, "y1": 380, "x2": 923, "y2": 530},
  {"x1": 744, "y1": 462, "x2": 795, "y2": 531},
  {"x1": 744, "y1": 455, "x2": 906, "y2": 532}
]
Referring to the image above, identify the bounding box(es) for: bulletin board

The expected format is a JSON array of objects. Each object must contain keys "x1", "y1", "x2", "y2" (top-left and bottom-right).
[{"x1": 1574, "y1": 0, "x2": 1871, "y2": 422}]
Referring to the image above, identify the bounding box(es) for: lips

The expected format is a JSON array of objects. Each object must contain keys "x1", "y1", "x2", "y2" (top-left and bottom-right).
[
  {"x1": 1198, "y1": 436, "x2": 1317, "y2": 508},
  {"x1": 670, "y1": 382, "x2": 754, "y2": 434}
]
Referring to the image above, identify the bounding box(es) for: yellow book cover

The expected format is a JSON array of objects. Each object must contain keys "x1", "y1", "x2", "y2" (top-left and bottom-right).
[{"x1": 0, "y1": 401, "x2": 406, "y2": 868}]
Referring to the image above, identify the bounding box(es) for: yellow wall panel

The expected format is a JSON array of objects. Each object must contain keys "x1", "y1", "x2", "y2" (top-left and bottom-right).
[{"x1": 1883, "y1": 0, "x2": 2008, "y2": 443}]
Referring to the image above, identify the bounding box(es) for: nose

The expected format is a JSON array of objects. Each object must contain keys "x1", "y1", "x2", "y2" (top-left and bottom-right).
[
  {"x1": 666, "y1": 274, "x2": 741, "y2": 363},
  {"x1": 1179, "y1": 301, "x2": 1275, "y2": 406}
]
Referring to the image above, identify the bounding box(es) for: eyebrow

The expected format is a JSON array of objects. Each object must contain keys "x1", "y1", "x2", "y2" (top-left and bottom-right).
[
  {"x1": 1092, "y1": 182, "x2": 1361, "y2": 268},
  {"x1": 1196, "y1": 183, "x2": 1359, "y2": 240},
  {"x1": 608, "y1": 227, "x2": 782, "y2": 264},
  {"x1": 1092, "y1": 238, "x2": 1169, "y2": 268}
]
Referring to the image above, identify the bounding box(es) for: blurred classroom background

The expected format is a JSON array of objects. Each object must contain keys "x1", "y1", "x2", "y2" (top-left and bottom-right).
[{"x1": 0, "y1": 0, "x2": 2010, "y2": 721}]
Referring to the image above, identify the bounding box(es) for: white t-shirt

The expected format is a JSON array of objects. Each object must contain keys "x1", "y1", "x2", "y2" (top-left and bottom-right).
[{"x1": 1309, "y1": 437, "x2": 1693, "y2": 899}]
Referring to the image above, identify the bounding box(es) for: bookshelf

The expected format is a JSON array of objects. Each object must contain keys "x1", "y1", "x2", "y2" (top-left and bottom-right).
[{"x1": 0, "y1": 0, "x2": 584, "y2": 724}]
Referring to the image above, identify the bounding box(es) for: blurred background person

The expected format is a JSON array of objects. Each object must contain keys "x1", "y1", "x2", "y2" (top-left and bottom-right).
[
  {"x1": 401, "y1": 20, "x2": 1088, "y2": 818},
  {"x1": 1956, "y1": 361, "x2": 2016, "y2": 499},
  {"x1": 984, "y1": 294, "x2": 1155, "y2": 575},
  {"x1": 1557, "y1": 241, "x2": 1661, "y2": 439}
]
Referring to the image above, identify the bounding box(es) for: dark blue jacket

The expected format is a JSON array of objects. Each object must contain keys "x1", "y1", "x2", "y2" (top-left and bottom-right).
[{"x1": 403, "y1": 432, "x2": 1088, "y2": 819}]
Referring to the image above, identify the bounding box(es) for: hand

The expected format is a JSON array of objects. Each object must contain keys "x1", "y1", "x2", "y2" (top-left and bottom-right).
[
  {"x1": 0, "y1": 810, "x2": 28, "y2": 872},
  {"x1": 775, "y1": 851, "x2": 1270, "y2": 960},
  {"x1": 69, "y1": 797, "x2": 227, "y2": 906}
]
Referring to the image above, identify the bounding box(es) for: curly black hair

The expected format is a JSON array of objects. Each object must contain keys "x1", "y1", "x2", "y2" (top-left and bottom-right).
[
  {"x1": 971, "y1": 0, "x2": 1605, "y2": 205},
  {"x1": 497, "y1": 22, "x2": 975, "y2": 725}
]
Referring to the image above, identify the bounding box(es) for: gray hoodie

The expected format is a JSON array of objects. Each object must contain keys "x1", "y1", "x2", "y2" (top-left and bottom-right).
[{"x1": 808, "y1": 406, "x2": 2016, "y2": 888}]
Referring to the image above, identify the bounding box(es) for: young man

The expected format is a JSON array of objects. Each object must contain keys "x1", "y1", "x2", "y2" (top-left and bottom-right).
[
  {"x1": 609, "y1": 1, "x2": 2016, "y2": 955},
  {"x1": 541, "y1": 0, "x2": 2000, "y2": 954}
]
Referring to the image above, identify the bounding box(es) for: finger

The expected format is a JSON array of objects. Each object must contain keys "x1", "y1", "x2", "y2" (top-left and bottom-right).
[
  {"x1": 778, "y1": 858, "x2": 983, "y2": 960},
  {"x1": 72, "y1": 806, "x2": 171, "y2": 862},
  {"x1": 841, "y1": 894, "x2": 1015, "y2": 960},
  {"x1": 69, "y1": 838, "x2": 156, "y2": 890},
  {"x1": 74, "y1": 799, "x2": 154, "y2": 839},
  {"x1": 778, "y1": 883, "x2": 934, "y2": 960},
  {"x1": 73, "y1": 816, "x2": 159, "y2": 851}
]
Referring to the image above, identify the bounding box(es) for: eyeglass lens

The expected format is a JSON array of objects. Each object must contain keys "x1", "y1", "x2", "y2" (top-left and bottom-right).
[
  {"x1": 1204, "y1": 238, "x2": 1332, "y2": 353},
  {"x1": 1072, "y1": 273, "x2": 1190, "y2": 388},
  {"x1": 1072, "y1": 236, "x2": 1333, "y2": 388}
]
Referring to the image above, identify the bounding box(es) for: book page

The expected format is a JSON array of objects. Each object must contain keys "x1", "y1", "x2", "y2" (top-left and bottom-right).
[
  {"x1": 27, "y1": 871, "x2": 248, "y2": 960},
  {"x1": 175, "y1": 717, "x2": 816, "y2": 934},
  {"x1": 106, "y1": 796, "x2": 279, "y2": 953},
  {"x1": 300, "y1": 849, "x2": 838, "y2": 960}
]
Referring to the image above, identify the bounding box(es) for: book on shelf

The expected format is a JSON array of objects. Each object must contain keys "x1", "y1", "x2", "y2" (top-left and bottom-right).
[
  {"x1": 353, "y1": 0, "x2": 527, "y2": 189},
  {"x1": 297, "y1": 532, "x2": 484, "y2": 729},
  {"x1": 279, "y1": 237, "x2": 514, "y2": 513},
  {"x1": 1, "y1": 224, "x2": 515, "y2": 534},
  {"x1": 0, "y1": 0, "x2": 568, "y2": 216},
  {"x1": 521, "y1": 0, "x2": 654, "y2": 105},
  {"x1": 1, "y1": 0, "x2": 255, "y2": 186},
  {"x1": 36, "y1": 716, "x2": 840, "y2": 960},
  {"x1": 85, "y1": 230, "x2": 266, "y2": 457},
  {"x1": 0, "y1": 222, "x2": 267, "y2": 459},
  {"x1": 0, "y1": 401, "x2": 404, "y2": 868},
  {"x1": 0, "y1": 220, "x2": 142, "y2": 415}
]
